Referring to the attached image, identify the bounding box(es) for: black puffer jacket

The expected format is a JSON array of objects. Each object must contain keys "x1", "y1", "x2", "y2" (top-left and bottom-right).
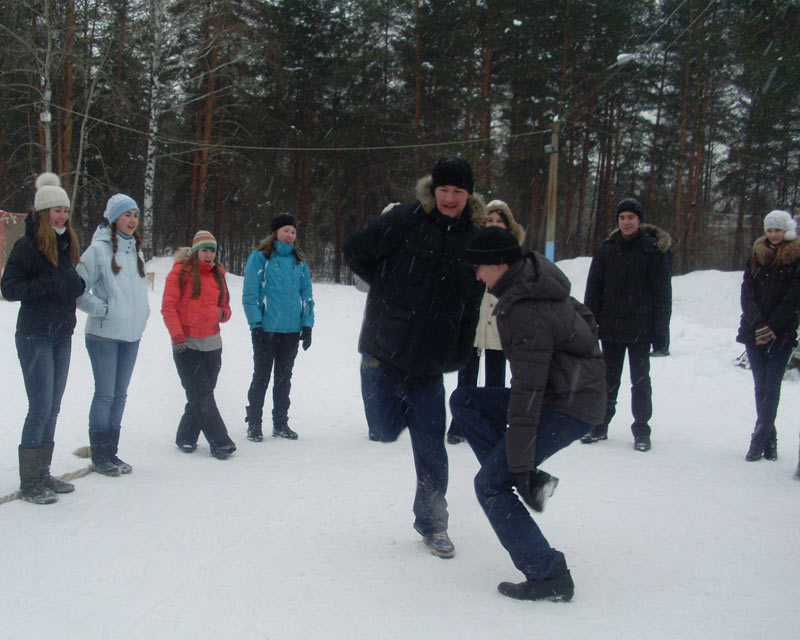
[
  {"x1": 343, "y1": 176, "x2": 486, "y2": 378},
  {"x1": 736, "y1": 236, "x2": 800, "y2": 348},
  {"x1": 1, "y1": 211, "x2": 85, "y2": 338},
  {"x1": 584, "y1": 224, "x2": 672, "y2": 344},
  {"x1": 492, "y1": 253, "x2": 607, "y2": 473}
]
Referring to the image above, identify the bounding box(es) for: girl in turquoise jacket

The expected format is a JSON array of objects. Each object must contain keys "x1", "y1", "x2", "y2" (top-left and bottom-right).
[{"x1": 242, "y1": 213, "x2": 314, "y2": 441}]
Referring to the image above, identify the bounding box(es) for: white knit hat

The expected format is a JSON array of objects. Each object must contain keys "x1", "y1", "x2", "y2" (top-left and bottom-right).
[
  {"x1": 33, "y1": 172, "x2": 70, "y2": 211},
  {"x1": 763, "y1": 209, "x2": 796, "y2": 241}
]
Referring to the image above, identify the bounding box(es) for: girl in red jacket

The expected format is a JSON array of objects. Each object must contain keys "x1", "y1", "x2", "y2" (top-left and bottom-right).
[{"x1": 161, "y1": 230, "x2": 236, "y2": 459}]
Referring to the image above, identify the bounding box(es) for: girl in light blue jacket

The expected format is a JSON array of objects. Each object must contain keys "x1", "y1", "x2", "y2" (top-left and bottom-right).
[
  {"x1": 76, "y1": 194, "x2": 150, "y2": 476},
  {"x1": 242, "y1": 213, "x2": 314, "y2": 441}
]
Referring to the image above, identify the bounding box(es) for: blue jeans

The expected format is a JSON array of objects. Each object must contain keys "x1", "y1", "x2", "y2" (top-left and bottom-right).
[
  {"x1": 746, "y1": 341, "x2": 793, "y2": 448},
  {"x1": 15, "y1": 333, "x2": 72, "y2": 448},
  {"x1": 85, "y1": 337, "x2": 140, "y2": 434},
  {"x1": 360, "y1": 355, "x2": 448, "y2": 536},
  {"x1": 450, "y1": 386, "x2": 591, "y2": 580}
]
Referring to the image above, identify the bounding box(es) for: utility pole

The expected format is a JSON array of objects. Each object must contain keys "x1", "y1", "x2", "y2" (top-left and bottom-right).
[
  {"x1": 40, "y1": 87, "x2": 53, "y2": 172},
  {"x1": 544, "y1": 117, "x2": 560, "y2": 262}
]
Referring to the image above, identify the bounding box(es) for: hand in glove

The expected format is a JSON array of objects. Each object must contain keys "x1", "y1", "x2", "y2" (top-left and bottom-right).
[
  {"x1": 754, "y1": 324, "x2": 776, "y2": 345},
  {"x1": 172, "y1": 339, "x2": 189, "y2": 354},
  {"x1": 514, "y1": 469, "x2": 559, "y2": 513},
  {"x1": 301, "y1": 326, "x2": 312, "y2": 351}
]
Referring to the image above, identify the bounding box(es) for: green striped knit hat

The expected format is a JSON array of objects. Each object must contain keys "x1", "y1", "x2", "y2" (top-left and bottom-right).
[{"x1": 191, "y1": 230, "x2": 217, "y2": 253}]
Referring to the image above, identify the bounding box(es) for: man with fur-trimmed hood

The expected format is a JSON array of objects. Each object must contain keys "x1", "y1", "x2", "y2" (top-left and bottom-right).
[
  {"x1": 343, "y1": 156, "x2": 486, "y2": 559},
  {"x1": 582, "y1": 198, "x2": 672, "y2": 452}
]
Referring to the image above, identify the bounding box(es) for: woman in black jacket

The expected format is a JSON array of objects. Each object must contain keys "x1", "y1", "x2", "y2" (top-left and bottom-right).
[
  {"x1": 1, "y1": 173, "x2": 85, "y2": 504},
  {"x1": 736, "y1": 209, "x2": 800, "y2": 462}
]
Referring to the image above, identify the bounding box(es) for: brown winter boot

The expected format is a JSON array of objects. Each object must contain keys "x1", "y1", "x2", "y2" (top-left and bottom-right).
[
  {"x1": 40, "y1": 442, "x2": 75, "y2": 493},
  {"x1": 19, "y1": 446, "x2": 58, "y2": 505}
]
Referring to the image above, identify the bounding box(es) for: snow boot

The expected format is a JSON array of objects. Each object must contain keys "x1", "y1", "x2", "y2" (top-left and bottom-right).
[
  {"x1": 89, "y1": 431, "x2": 121, "y2": 477},
  {"x1": 422, "y1": 532, "x2": 455, "y2": 559},
  {"x1": 18, "y1": 446, "x2": 58, "y2": 504},
  {"x1": 273, "y1": 423, "x2": 298, "y2": 440},
  {"x1": 108, "y1": 430, "x2": 132, "y2": 474},
  {"x1": 446, "y1": 424, "x2": 465, "y2": 445},
  {"x1": 498, "y1": 566, "x2": 574, "y2": 602},
  {"x1": 634, "y1": 435, "x2": 652, "y2": 452},
  {"x1": 246, "y1": 419, "x2": 263, "y2": 442},
  {"x1": 764, "y1": 438, "x2": 778, "y2": 461},
  {"x1": 580, "y1": 425, "x2": 607, "y2": 444},
  {"x1": 745, "y1": 440, "x2": 763, "y2": 462},
  {"x1": 210, "y1": 443, "x2": 236, "y2": 460},
  {"x1": 40, "y1": 441, "x2": 74, "y2": 493}
]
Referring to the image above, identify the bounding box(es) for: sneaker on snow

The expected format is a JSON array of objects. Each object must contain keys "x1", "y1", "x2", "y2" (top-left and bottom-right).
[{"x1": 634, "y1": 435, "x2": 651, "y2": 452}]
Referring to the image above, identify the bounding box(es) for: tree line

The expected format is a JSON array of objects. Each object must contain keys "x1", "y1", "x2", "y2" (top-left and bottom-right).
[{"x1": 1, "y1": 0, "x2": 798, "y2": 278}]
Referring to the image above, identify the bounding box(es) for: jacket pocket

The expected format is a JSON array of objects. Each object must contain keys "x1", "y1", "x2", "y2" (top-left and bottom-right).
[{"x1": 374, "y1": 300, "x2": 413, "y2": 356}]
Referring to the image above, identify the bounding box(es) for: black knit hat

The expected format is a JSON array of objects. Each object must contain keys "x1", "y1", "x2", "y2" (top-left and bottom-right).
[
  {"x1": 466, "y1": 227, "x2": 522, "y2": 265},
  {"x1": 431, "y1": 156, "x2": 474, "y2": 194},
  {"x1": 271, "y1": 213, "x2": 297, "y2": 232},
  {"x1": 615, "y1": 198, "x2": 644, "y2": 221}
]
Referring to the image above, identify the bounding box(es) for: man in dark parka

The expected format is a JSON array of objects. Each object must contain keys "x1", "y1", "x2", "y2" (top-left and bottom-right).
[
  {"x1": 343, "y1": 156, "x2": 485, "y2": 558},
  {"x1": 450, "y1": 226, "x2": 606, "y2": 601},
  {"x1": 582, "y1": 197, "x2": 672, "y2": 451}
]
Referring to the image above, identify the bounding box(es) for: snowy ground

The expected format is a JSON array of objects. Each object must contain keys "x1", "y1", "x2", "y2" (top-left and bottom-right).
[{"x1": 1, "y1": 256, "x2": 798, "y2": 640}]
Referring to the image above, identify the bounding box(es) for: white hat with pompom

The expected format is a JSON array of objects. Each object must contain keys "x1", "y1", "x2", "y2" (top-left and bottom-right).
[{"x1": 33, "y1": 172, "x2": 70, "y2": 212}]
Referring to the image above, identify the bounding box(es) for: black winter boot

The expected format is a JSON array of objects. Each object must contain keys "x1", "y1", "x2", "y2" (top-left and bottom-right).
[
  {"x1": 18, "y1": 446, "x2": 58, "y2": 504},
  {"x1": 498, "y1": 564, "x2": 574, "y2": 602},
  {"x1": 764, "y1": 438, "x2": 778, "y2": 461},
  {"x1": 446, "y1": 424, "x2": 465, "y2": 445},
  {"x1": 246, "y1": 418, "x2": 263, "y2": 442},
  {"x1": 89, "y1": 431, "x2": 121, "y2": 477},
  {"x1": 108, "y1": 430, "x2": 132, "y2": 473},
  {"x1": 745, "y1": 440, "x2": 763, "y2": 462},
  {"x1": 40, "y1": 442, "x2": 74, "y2": 493},
  {"x1": 273, "y1": 423, "x2": 298, "y2": 440},
  {"x1": 580, "y1": 425, "x2": 608, "y2": 444}
]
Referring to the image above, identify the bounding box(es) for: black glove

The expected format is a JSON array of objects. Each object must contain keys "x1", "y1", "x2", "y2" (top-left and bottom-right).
[
  {"x1": 301, "y1": 326, "x2": 312, "y2": 351},
  {"x1": 514, "y1": 469, "x2": 559, "y2": 513}
]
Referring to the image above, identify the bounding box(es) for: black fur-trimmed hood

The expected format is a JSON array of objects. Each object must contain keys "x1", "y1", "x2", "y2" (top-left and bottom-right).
[{"x1": 414, "y1": 175, "x2": 486, "y2": 229}]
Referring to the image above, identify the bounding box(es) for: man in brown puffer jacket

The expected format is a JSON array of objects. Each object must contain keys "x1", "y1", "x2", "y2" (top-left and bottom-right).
[{"x1": 449, "y1": 226, "x2": 606, "y2": 602}]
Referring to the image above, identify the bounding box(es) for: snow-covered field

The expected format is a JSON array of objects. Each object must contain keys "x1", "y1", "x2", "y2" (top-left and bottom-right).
[{"x1": 1, "y1": 256, "x2": 798, "y2": 640}]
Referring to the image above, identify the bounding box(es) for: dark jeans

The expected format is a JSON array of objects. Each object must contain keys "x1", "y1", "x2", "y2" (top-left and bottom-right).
[
  {"x1": 360, "y1": 355, "x2": 448, "y2": 536},
  {"x1": 15, "y1": 333, "x2": 72, "y2": 448},
  {"x1": 458, "y1": 347, "x2": 507, "y2": 388},
  {"x1": 449, "y1": 347, "x2": 507, "y2": 434},
  {"x1": 746, "y1": 341, "x2": 793, "y2": 448},
  {"x1": 173, "y1": 348, "x2": 235, "y2": 449},
  {"x1": 449, "y1": 386, "x2": 591, "y2": 580},
  {"x1": 247, "y1": 330, "x2": 300, "y2": 427},
  {"x1": 85, "y1": 337, "x2": 140, "y2": 434},
  {"x1": 601, "y1": 340, "x2": 652, "y2": 436}
]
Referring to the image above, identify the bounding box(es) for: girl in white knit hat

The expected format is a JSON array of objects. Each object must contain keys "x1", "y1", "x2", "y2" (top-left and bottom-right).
[
  {"x1": 736, "y1": 209, "x2": 800, "y2": 464},
  {"x1": 0, "y1": 173, "x2": 85, "y2": 504}
]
